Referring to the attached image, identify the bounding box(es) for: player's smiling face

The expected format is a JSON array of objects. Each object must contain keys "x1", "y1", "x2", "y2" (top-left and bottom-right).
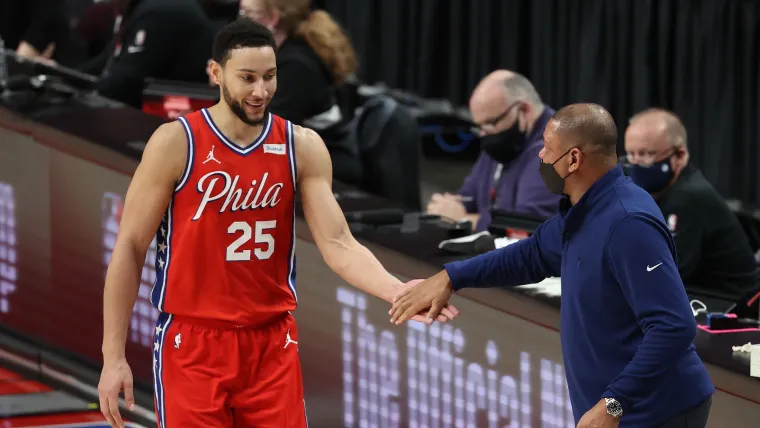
[{"x1": 220, "y1": 46, "x2": 278, "y2": 126}]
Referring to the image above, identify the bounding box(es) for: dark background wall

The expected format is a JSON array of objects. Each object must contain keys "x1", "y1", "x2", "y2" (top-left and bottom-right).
[{"x1": 314, "y1": 0, "x2": 760, "y2": 206}]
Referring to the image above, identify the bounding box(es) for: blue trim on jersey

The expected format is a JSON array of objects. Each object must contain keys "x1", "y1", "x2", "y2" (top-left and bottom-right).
[
  {"x1": 153, "y1": 313, "x2": 174, "y2": 428},
  {"x1": 175, "y1": 117, "x2": 195, "y2": 192},
  {"x1": 286, "y1": 121, "x2": 298, "y2": 303},
  {"x1": 200, "y1": 108, "x2": 273, "y2": 156},
  {"x1": 150, "y1": 197, "x2": 175, "y2": 311}
]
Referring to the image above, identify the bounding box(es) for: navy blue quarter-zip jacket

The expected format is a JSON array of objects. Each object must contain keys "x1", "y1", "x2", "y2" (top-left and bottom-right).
[{"x1": 444, "y1": 165, "x2": 714, "y2": 426}]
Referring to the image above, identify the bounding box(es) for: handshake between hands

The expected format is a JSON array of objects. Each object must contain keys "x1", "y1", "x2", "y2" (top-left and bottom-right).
[
  {"x1": 390, "y1": 274, "x2": 621, "y2": 428},
  {"x1": 390, "y1": 270, "x2": 459, "y2": 325}
]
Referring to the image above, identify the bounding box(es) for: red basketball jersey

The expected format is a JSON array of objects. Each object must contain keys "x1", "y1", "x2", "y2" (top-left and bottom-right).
[{"x1": 150, "y1": 108, "x2": 297, "y2": 326}]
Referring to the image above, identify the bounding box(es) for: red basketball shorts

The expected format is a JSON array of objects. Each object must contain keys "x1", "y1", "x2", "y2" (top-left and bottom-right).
[{"x1": 152, "y1": 312, "x2": 307, "y2": 428}]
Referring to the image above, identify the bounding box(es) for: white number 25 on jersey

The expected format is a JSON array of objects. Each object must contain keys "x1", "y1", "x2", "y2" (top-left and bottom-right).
[{"x1": 226, "y1": 220, "x2": 276, "y2": 261}]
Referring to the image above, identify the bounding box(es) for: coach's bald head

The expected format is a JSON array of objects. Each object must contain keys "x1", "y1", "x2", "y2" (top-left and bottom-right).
[
  {"x1": 549, "y1": 103, "x2": 618, "y2": 157},
  {"x1": 539, "y1": 103, "x2": 620, "y2": 203}
]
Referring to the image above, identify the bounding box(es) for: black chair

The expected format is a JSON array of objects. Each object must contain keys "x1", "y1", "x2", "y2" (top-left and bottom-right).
[
  {"x1": 732, "y1": 207, "x2": 760, "y2": 261},
  {"x1": 353, "y1": 95, "x2": 422, "y2": 211}
]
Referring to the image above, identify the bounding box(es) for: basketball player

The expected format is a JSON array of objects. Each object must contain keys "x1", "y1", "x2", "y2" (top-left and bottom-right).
[{"x1": 97, "y1": 18, "x2": 459, "y2": 428}]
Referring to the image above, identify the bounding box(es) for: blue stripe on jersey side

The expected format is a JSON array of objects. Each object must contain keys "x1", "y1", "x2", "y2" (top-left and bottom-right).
[
  {"x1": 150, "y1": 118, "x2": 190, "y2": 309},
  {"x1": 153, "y1": 313, "x2": 173, "y2": 428},
  {"x1": 149, "y1": 211, "x2": 165, "y2": 309},
  {"x1": 200, "y1": 108, "x2": 272, "y2": 156},
  {"x1": 150, "y1": 197, "x2": 174, "y2": 311},
  {"x1": 175, "y1": 117, "x2": 194, "y2": 192},
  {"x1": 286, "y1": 120, "x2": 298, "y2": 303}
]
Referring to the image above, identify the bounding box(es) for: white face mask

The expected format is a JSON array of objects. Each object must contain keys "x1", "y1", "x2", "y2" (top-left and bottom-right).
[{"x1": 690, "y1": 299, "x2": 707, "y2": 317}]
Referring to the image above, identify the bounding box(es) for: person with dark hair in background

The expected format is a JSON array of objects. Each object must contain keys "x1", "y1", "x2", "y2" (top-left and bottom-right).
[
  {"x1": 97, "y1": 18, "x2": 458, "y2": 428},
  {"x1": 623, "y1": 108, "x2": 760, "y2": 302},
  {"x1": 391, "y1": 104, "x2": 714, "y2": 428},
  {"x1": 79, "y1": 0, "x2": 215, "y2": 108},
  {"x1": 426, "y1": 70, "x2": 561, "y2": 231},
  {"x1": 239, "y1": 0, "x2": 363, "y2": 184}
]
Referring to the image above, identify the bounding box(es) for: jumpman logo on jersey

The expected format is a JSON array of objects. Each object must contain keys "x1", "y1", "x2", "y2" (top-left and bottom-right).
[
  {"x1": 203, "y1": 145, "x2": 221, "y2": 164},
  {"x1": 284, "y1": 329, "x2": 298, "y2": 349}
]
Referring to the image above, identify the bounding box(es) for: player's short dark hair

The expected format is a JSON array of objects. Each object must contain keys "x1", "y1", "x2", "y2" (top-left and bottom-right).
[
  {"x1": 551, "y1": 103, "x2": 618, "y2": 157},
  {"x1": 212, "y1": 17, "x2": 276, "y2": 65}
]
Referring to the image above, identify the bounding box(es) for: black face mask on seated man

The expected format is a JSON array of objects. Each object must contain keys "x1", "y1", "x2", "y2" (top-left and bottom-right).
[{"x1": 480, "y1": 126, "x2": 528, "y2": 165}]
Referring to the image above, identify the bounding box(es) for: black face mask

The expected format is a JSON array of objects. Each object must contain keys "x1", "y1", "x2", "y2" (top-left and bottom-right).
[
  {"x1": 539, "y1": 148, "x2": 574, "y2": 195},
  {"x1": 481, "y1": 126, "x2": 528, "y2": 164}
]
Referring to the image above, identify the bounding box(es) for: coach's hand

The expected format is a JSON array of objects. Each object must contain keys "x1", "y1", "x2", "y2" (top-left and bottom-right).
[
  {"x1": 398, "y1": 279, "x2": 460, "y2": 324},
  {"x1": 98, "y1": 358, "x2": 135, "y2": 428},
  {"x1": 390, "y1": 271, "x2": 454, "y2": 325},
  {"x1": 576, "y1": 399, "x2": 620, "y2": 428}
]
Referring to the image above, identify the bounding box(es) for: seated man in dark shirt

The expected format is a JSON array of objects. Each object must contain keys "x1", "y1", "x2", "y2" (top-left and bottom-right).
[
  {"x1": 623, "y1": 108, "x2": 760, "y2": 300},
  {"x1": 426, "y1": 70, "x2": 561, "y2": 231},
  {"x1": 80, "y1": 0, "x2": 214, "y2": 108}
]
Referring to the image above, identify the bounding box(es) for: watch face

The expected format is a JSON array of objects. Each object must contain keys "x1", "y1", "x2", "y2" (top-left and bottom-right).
[{"x1": 606, "y1": 398, "x2": 623, "y2": 417}]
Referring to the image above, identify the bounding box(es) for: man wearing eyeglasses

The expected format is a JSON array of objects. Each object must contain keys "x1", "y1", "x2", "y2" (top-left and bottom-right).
[
  {"x1": 425, "y1": 70, "x2": 561, "y2": 231},
  {"x1": 622, "y1": 108, "x2": 759, "y2": 301}
]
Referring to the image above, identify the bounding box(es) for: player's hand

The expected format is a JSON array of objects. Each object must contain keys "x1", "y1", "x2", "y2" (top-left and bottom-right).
[
  {"x1": 98, "y1": 358, "x2": 135, "y2": 428},
  {"x1": 576, "y1": 399, "x2": 620, "y2": 428},
  {"x1": 398, "y1": 279, "x2": 460, "y2": 324},
  {"x1": 390, "y1": 271, "x2": 454, "y2": 325}
]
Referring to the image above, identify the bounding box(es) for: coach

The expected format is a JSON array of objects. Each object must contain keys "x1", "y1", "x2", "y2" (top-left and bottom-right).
[{"x1": 390, "y1": 104, "x2": 715, "y2": 427}]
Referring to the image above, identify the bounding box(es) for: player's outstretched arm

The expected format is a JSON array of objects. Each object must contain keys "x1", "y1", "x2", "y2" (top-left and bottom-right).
[
  {"x1": 389, "y1": 213, "x2": 565, "y2": 325},
  {"x1": 294, "y1": 126, "x2": 458, "y2": 322},
  {"x1": 99, "y1": 121, "x2": 187, "y2": 427}
]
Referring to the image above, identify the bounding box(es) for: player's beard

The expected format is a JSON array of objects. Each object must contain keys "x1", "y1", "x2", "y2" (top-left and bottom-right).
[{"x1": 222, "y1": 84, "x2": 269, "y2": 126}]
